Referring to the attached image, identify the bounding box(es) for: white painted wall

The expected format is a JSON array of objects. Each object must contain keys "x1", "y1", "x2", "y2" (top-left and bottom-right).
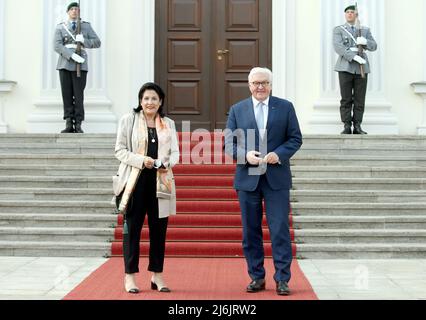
[{"x1": 0, "y1": 0, "x2": 424, "y2": 134}]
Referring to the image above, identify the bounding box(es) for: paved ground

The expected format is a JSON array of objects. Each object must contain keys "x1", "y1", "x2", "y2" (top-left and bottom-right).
[{"x1": 0, "y1": 257, "x2": 425, "y2": 300}]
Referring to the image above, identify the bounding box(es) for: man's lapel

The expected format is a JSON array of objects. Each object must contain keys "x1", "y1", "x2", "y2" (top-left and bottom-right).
[{"x1": 266, "y1": 96, "x2": 276, "y2": 132}]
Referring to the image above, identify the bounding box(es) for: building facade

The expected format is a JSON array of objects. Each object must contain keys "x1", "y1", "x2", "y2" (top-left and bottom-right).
[{"x1": 0, "y1": 0, "x2": 425, "y2": 134}]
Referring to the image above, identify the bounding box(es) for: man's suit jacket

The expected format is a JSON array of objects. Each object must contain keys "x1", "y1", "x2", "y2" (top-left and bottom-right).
[
  {"x1": 333, "y1": 23, "x2": 377, "y2": 74},
  {"x1": 225, "y1": 96, "x2": 303, "y2": 192}
]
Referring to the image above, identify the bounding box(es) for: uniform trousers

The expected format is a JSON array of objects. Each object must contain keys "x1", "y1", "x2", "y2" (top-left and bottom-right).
[
  {"x1": 338, "y1": 71, "x2": 368, "y2": 125},
  {"x1": 59, "y1": 69, "x2": 87, "y2": 122}
]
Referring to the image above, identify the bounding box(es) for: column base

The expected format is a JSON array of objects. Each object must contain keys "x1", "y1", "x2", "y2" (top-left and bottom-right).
[
  {"x1": 309, "y1": 99, "x2": 399, "y2": 135},
  {"x1": 417, "y1": 126, "x2": 426, "y2": 135},
  {"x1": 28, "y1": 97, "x2": 117, "y2": 134},
  {"x1": 0, "y1": 122, "x2": 7, "y2": 133}
]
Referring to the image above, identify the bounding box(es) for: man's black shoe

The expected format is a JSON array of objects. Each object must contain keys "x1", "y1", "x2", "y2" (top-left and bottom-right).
[
  {"x1": 341, "y1": 124, "x2": 352, "y2": 135},
  {"x1": 276, "y1": 281, "x2": 290, "y2": 296},
  {"x1": 353, "y1": 124, "x2": 367, "y2": 135},
  {"x1": 61, "y1": 118, "x2": 74, "y2": 133},
  {"x1": 246, "y1": 279, "x2": 266, "y2": 293},
  {"x1": 74, "y1": 120, "x2": 84, "y2": 134}
]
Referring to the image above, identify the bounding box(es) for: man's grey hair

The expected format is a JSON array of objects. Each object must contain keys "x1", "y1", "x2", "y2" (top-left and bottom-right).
[{"x1": 248, "y1": 67, "x2": 273, "y2": 84}]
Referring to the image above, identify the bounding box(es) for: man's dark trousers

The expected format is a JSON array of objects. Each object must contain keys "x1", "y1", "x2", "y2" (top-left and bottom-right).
[
  {"x1": 238, "y1": 175, "x2": 292, "y2": 283},
  {"x1": 339, "y1": 71, "x2": 368, "y2": 125},
  {"x1": 59, "y1": 69, "x2": 88, "y2": 122}
]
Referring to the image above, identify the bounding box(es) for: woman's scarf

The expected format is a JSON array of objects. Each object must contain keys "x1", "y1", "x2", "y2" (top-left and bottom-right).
[{"x1": 118, "y1": 113, "x2": 173, "y2": 214}]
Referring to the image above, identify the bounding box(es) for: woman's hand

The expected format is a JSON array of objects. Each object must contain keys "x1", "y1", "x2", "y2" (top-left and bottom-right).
[{"x1": 144, "y1": 157, "x2": 155, "y2": 169}]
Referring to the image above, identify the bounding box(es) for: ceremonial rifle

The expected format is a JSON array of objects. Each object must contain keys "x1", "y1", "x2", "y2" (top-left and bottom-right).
[
  {"x1": 355, "y1": 2, "x2": 366, "y2": 78},
  {"x1": 76, "y1": 0, "x2": 82, "y2": 78}
]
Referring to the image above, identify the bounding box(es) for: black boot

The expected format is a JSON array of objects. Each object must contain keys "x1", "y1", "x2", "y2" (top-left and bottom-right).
[
  {"x1": 341, "y1": 123, "x2": 352, "y2": 135},
  {"x1": 74, "y1": 120, "x2": 84, "y2": 133},
  {"x1": 61, "y1": 118, "x2": 74, "y2": 133},
  {"x1": 353, "y1": 123, "x2": 367, "y2": 135}
]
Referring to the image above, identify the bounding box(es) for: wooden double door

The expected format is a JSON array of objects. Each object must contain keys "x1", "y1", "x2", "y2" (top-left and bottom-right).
[{"x1": 155, "y1": 0, "x2": 272, "y2": 130}]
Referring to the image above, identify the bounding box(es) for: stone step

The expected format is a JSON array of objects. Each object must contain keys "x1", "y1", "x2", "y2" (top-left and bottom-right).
[
  {"x1": 291, "y1": 155, "x2": 426, "y2": 167},
  {"x1": 296, "y1": 244, "x2": 426, "y2": 259},
  {"x1": 0, "y1": 240, "x2": 111, "y2": 257},
  {"x1": 295, "y1": 229, "x2": 426, "y2": 244},
  {"x1": 0, "y1": 176, "x2": 424, "y2": 190},
  {"x1": 293, "y1": 178, "x2": 426, "y2": 190},
  {"x1": 0, "y1": 165, "x2": 424, "y2": 179},
  {"x1": 0, "y1": 142, "x2": 424, "y2": 156},
  {"x1": 1, "y1": 154, "x2": 426, "y2": 167},
  {"x1": 0, "y1": 227, "x2": 114, "y2": 242},
  {"x1": 1, "y1": 188, "x2": 424, "y2": 203},
  {"x1": 0, "y1": 134, "x2": 425, "y2": 147},
  {"x1": 0, "y1": 143, "x2": 114, "y2": 155},
  {"x1": 0, "y1": 200, "x2": 115, "y2": 214},
  {"x1": 0, "y1": 213, "x2": 116, "y2": 228},
  {"x1": 0, "y1": 165, "x2": 117, "y2": 177},
  {"x1": 292, "y1": 203, "x2": 426, "y2": 215},
  {"x1": 291, "y1": 166, "x2": 426, "y2": 178},
  {"x1": 293, "y1": 216, "x2": 426, "y2": 230},
  {"x1": 291, "y1": 190, "x2": 426, "y2": 203}
]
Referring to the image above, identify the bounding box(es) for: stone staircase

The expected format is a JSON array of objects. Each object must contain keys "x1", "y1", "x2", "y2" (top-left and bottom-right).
[{"x1": 0, "y1": 133, "x2": 425, "y2": 258}]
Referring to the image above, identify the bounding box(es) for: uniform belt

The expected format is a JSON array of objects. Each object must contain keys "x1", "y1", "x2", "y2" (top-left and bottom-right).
[
  {"x1": 65, "y1": 44, "x2": 85, "y2": 50},
  {"x1": 350, "y1": 47, "x2": 360, "y2": 52}
]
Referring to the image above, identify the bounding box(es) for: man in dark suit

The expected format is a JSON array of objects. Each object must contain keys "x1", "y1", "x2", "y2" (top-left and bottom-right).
[{"x1": 225, "y1": 67, "x2": 303, "y2": 296}]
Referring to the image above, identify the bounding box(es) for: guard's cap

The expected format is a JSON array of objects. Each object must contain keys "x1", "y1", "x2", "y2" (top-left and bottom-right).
[
  {"x1": 344, "y1": 5, "x2": 356, "y2": 12},
  {"x1": 67, "y1": 2, "x2": 79, "y2": 12}
]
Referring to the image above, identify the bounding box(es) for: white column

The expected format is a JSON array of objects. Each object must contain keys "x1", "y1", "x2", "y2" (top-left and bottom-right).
[
  {"x1": 0, "y1": 0, "x2": 17, "y2": 133},
  {"x1": 310, "y1": 0, "x2": 398, "y2": 134},
  {"x1": 129, "y1": 0, "x2": 155, "y2": 105},
  {"x1": 272, "y1": 0, "x2": 296, "y2": 103},
  {"x1": 411, "y1": 2, "x2": 426, "y2": 135},
  {"x1": 0, "y1": 0, "x2": 4, "y2": 81},
  {"x1": 28, "y1": 0, "x2": 117, "y2": 133}
]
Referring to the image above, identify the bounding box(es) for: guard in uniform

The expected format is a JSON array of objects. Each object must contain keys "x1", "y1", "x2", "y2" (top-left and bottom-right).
[
  {"x1": 333, "y1": 5, "x2": 377, "y2": 134},
  {"x1": 54, "y1": 2, "x2": 101, "y2": 133}
]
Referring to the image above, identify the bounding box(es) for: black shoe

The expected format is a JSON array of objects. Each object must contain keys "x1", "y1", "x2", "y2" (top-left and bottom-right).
[
  {"x1": 341, "y1": 124, "x2": 352, "y2": 135},
  {"x1": 246, "y1": 279, "x2": 266, "y2": 293},
  {"x1": 151, "y1": 281, "x2": 171, "y2": 292},
  {"x1": 353, "y1": 124, "x2": 367, "y2": 135},
  {"x1": 276, "y1": 281, "x2": 290, "y2": 296},
  {"x1": 61, "y1": 118, "x2": 74, "y2": 133},
  {"x1": 74, "y1": 120, "x2": 84, "y2": 133}
]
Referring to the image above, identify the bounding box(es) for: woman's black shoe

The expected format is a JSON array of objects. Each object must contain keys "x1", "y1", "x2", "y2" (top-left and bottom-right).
[{"x1": 151, "y1": 281, "x2": 171, "y2": 292}]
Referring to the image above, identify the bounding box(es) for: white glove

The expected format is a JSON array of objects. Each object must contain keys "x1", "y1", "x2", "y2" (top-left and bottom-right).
[
  {"x1": 356, "y1": 36, "x2": 367, "y2": 46},
  {"x1": 353, "y1": 55, "x2": 366, "y2": 65},
  {"x1": 75, "y1": 34, "x2": 84, "y2": 44},
  {"x1": 71, "y1": 53, "x2": 85, "y2": 64}
]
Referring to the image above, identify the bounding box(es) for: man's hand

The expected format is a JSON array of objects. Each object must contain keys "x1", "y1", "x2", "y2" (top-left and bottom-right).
[
  {"x1": 353, "y1": 55, "x2": 366, "y2": 65},
  {"x1": 144, "y1": 157, "x2": 155, "y2": 169},
  {"x1": 263, "y1": 152, "x2": 280, "y2": 165},
  {"x1": 71, "y1": 53, "x2": 85, "y2": 64},
  {"x1": 76, "y1": 34, "x2": 85, "y2": 44},
  {"x1": 356, "y1": 36, "x2": 367, "y2": 46},
  {"x1": 246, "y1": 151, "x2": 263, "y2": 166}
]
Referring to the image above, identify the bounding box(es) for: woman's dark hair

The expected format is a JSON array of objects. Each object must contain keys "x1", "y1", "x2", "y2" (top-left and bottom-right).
[{"x1": 134, "y1": 82, "x2": 166, "y2": 117}]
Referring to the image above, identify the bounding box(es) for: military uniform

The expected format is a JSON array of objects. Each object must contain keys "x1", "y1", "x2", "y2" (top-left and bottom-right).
[
  {"x1": 333, "y1": 22, "x2": 377, "y2": 133},
  {"x1": 53, "y1": 18, "x2": 101, "y2": 132}
]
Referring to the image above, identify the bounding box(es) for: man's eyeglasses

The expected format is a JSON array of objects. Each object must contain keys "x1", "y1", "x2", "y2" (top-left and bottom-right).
[{"x1": 249, "y1": 81, "x2": 270, "y2": 88}]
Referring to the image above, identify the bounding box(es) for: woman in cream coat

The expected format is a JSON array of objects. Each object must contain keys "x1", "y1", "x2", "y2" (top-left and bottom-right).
[{"x1": 113, "y1": 82, "x2": 179, "y2": 294}]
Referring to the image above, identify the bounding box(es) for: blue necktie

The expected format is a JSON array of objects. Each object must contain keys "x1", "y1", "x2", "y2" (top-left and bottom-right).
[
  {"x1": 72, "y1": 22, "x2": 76, "y2": 31},
  {"x1": 351, "y1": 26, "x2": 356, "y2": 34},
  {"x1": 256, "y1": 102, "x2": 265, "y2": 131}
]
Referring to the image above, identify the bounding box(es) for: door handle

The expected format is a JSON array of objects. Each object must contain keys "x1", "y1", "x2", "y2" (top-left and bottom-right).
[{"x1": 217, "y1": 49, "x2": 230, "y2": 61}]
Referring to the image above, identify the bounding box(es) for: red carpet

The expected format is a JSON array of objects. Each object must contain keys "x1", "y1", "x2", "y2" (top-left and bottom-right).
[{"x1": 64, "y1": 258, "x2": 317, "y2": 300}]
